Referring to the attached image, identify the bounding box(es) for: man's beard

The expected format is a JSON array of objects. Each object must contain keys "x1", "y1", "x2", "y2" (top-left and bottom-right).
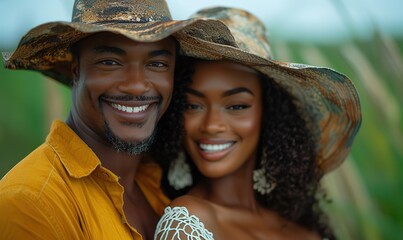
[
  {"x1": 104, "y1": 122, "x2": 157, "y2": 155},
  {"x1": 99, "y1": 94, "x2": 162, "y2": 155}
]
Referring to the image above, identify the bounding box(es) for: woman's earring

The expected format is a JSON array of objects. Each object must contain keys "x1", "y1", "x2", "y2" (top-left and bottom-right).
[
  {"x1": 168, "y1": 151, "x2": 193, "y2": 190},
  {"x1": 253, "y1": 166, "x2": 276, "y2": 195}
]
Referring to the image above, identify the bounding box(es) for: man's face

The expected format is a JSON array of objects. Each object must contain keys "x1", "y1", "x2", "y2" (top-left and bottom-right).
[{"x1": 71, "y1": 32, "x2": 176, "y2": 154}]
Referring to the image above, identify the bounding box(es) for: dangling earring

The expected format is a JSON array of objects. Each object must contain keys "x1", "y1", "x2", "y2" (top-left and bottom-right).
[
  {"x1": 253, "y1": 168, "x2": 276, "y2": 195},
  {"x1": 168, "y1": 151, "x2": 193, "y2": 190},
  {"x1": 253, "y1": 152, "x2": 276, "y2": 195}
]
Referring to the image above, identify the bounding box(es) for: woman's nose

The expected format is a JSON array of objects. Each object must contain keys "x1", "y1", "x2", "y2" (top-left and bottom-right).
[{"x1": 200, "y1": 108, "x2": 227, "y2": 135}]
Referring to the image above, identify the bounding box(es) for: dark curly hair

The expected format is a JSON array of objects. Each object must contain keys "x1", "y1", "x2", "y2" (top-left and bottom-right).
[{"x1": 150, "y1": 56, "x2": 335, "y2": 239}]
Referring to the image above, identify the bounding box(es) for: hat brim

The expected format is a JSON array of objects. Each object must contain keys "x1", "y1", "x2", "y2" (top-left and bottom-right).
[
  {"x1": 177, "y1": 33, "x2": 362, "y2": 173},
  {"x1": 3, "y1": 18, "x2": 237, "y2": 85},
  {"x1": 3, "y1": 17, "x2": 361, "y2": 173}
]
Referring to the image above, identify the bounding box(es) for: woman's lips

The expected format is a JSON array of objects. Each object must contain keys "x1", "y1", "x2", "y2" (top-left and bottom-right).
[
  {"x1": 196, "y1": 141, "x2": 235, "y2": 161},
  {"x1": 199, "y1": 142, "x2": 233, "y2": 152}
]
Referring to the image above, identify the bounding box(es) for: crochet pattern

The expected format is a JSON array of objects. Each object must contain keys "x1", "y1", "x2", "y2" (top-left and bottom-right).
[{"x1": 154, "y1": 206, "x2": 214, "y2": 240}]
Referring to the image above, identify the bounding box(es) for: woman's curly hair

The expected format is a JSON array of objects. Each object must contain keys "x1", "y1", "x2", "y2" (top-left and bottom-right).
[{"x1": 150, "y1": 57, "x2": 335, "y2": 239}]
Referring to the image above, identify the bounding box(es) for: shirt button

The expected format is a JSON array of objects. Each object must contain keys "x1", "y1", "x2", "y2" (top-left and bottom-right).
[{"x1": 98, "y1": 172, "x2": 109, "y2": 180}]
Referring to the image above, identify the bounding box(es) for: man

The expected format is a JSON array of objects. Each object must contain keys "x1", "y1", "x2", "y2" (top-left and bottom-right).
[{"x1": 0, "y1": 0, "x2": 234, "y2": 239}]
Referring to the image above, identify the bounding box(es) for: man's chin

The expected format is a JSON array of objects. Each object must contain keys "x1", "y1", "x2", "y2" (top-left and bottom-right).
[{"x1": 104, "y1": 124, "x2": 157, "y2": 155}]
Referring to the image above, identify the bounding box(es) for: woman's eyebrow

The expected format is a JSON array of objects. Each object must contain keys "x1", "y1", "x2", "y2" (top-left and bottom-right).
[
  {"x1": 185, "y1": 87, "x2": 254, "y2": 98},
  {"x1": 185, "y1": 88, "x2": 204, "y2": 98},
  {"x1": 222, "y1": 87, "x2": 254, "y2": 97}
]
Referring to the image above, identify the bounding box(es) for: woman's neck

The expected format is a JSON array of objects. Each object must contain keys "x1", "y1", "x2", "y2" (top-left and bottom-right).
[{"x1": 189, "y1": 156, "x2": 260, "y2": 212}]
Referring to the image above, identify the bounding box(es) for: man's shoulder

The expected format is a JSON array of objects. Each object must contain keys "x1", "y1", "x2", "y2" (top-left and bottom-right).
[
  {"x1": 0, "y1": 141, "x2": 65, "y2": 198},
  {"x1": 0, "y1": 140, "x2": 83, "y2": 239}
]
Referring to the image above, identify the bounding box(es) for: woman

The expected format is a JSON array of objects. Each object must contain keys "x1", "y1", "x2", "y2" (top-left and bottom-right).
[{"x1": 151, "y1": 7, "x2": 361, "y2": 240}]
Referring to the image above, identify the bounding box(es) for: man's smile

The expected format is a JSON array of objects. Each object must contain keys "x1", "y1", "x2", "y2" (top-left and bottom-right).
[{"x1": 110, "y1": 103, "x2": 149, "y2": 113}]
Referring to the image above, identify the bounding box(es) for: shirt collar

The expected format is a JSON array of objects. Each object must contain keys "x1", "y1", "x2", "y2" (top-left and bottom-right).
[{"x1": 46, "y1": 120, "x2": 101, "y2": 178}]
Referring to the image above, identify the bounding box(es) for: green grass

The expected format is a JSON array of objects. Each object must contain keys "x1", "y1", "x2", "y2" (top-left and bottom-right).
[
  {"x1": 0, "y1": 66, "x2": 70, "y2": 176},
  {"x1": 271, "y1": 36, "x2": 403, "y2": 239}
]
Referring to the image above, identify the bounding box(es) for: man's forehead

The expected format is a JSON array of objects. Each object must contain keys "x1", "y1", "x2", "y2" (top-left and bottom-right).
[{"x1": 76, "y1": 33, "x2": 177, "y2": 53}]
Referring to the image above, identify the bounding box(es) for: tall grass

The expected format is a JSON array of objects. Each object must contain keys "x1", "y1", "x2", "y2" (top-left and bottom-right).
[
  {"x1": 0, "y1": 70, "x2": 70, "y2": 177},
  {"x1": 272, "y1": 33, "x2": 403, "y2": 240},
  {"x1": 270, "y1": 0, "x2": 403, "y2": 237}
]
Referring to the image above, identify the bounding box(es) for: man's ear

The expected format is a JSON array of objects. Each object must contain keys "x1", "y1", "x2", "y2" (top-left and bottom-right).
[{"x1": 71, "y1": 60, "x2": 79, "y2": 85}]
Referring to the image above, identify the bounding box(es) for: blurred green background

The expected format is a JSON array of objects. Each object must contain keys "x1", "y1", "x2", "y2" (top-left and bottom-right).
[
  {"x1": 276, "y1": 36, "x2": 403, "y2": 239},
  {"x1": 1, "y1": 1, "x2": 402, "y2": 239}
]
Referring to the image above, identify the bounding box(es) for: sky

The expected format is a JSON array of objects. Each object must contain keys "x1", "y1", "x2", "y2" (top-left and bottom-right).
[{"x1": 0, "y1": 0, "x2": 402, "y2": 49}]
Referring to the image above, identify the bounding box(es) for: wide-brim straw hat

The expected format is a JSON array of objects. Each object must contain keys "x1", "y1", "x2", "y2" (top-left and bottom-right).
[
  {"x1": 2, "y1": 0, "x2": 237, "y2": 85},
  {"x1": 177, "y1": 7, "x2": 362, "y2": 174}
]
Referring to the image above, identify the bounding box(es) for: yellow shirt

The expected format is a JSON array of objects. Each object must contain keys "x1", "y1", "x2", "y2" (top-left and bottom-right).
[{"x1": 0, "y1": 120, "x2": 170, "y2": 239}]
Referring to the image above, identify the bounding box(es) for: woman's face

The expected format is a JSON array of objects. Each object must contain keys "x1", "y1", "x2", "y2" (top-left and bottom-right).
[{"x1": 183, "y1": 61, "x2": 263, "y2": 178}]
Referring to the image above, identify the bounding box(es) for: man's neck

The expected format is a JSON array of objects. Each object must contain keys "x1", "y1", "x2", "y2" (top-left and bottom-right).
[{"x1": 65, "y1": 113, "x2": 143, "y2": 189}]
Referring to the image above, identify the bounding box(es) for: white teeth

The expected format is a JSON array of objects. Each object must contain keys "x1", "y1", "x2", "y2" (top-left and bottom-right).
[
  {"x1": 111, "y1": 103, "x2": 149, "y2": 113},
  {"x1": 199, "y1": 143, "x2": 232, "y2": 152}
]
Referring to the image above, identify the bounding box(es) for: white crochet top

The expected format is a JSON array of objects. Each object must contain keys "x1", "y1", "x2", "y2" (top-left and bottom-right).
[
  {"x1": 154, "y1": 206, "x2": 214, "y2": 240},
  {"x1": 155, "y1": 206, "x2": 330, "y2": 240}
]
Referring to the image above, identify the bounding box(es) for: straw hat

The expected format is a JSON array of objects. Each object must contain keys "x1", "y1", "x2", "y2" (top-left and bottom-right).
[
  {"x1": 178, "y1": 7, "x2": 362, "y2": 173},
  {"x1": 2, "y1": 0, "x2": 236, "y2": 85}
]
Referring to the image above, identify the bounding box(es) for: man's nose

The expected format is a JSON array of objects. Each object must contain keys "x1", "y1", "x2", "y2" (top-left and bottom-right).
[{"x1": 117, "y1": 65, "x2": 151, "y2": 95}]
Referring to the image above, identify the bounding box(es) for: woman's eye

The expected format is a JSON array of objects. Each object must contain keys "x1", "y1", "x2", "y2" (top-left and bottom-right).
[
  {"x1": 185, "y1": 103, "x2": 202, "y2": 110},
  {"x1": 228, "y1": 104, "x2": 250, "y2": 110}
]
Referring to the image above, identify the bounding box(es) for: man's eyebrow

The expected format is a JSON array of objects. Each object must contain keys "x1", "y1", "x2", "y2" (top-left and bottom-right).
[
  {"x1": 222, "y1": 87, "x2": 254, "y2": 97},
  {"x1": 92, "y1": 46, "x2": 173, "y2": 58},
  {"x1": 185, "y1": 87, "x2": 254, "y2": 98},
  {"x1": 149, "y1": 49, "x2": 174, "y2": 58},
  {"x1": 93, "y1": 46, "x2": 126, "y2": 55}
]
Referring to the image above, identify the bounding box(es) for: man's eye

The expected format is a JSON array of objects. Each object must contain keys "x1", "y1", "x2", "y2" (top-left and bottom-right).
[
  {"x1": 228, "y1": 105, "x2": 250, "y2": 110},
  {"x1": 148, "y1": 62, "x2": 168, "y2": 68},
  {"x1": 98, "y1": 60, "x2": 119, "y2": 66}
]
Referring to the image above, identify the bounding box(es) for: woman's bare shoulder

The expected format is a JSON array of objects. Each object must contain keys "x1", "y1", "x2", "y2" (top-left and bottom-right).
[
  {"x1": 169, "y1": 195, "x2": 218, "y2": 224},
  {"x1": 156, "y1": 196, "x2": 216, "y2": 240}
]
